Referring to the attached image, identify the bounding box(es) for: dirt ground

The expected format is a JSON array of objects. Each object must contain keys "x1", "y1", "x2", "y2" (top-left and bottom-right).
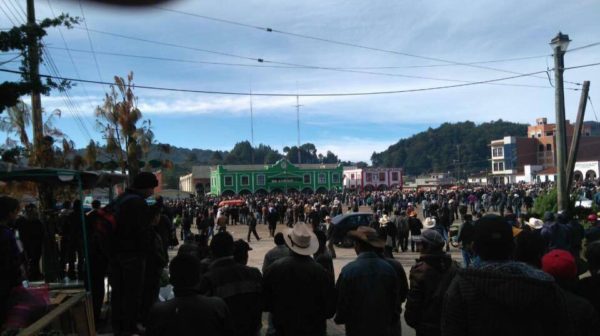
[{"x1": 171, "y1": 207, "x2": 464, "y2": 336}]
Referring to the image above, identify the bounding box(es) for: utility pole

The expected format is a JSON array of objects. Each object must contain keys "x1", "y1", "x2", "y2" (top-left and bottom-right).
[
  {"x1": 551, "y1": 32, "x2": 571, "y2": 211},
  {"x1": 566, "y1": 81, "x2": 590, "y2": 191},
  {"x1": 295, "y1": 95, "x2": 302, "y2": 164},
  {"x1": 27, "y1": 0, "x2": 44, "y2": 166},
  {"x1": 249, "y1": 87, "x2": 255, "y2": 164}
]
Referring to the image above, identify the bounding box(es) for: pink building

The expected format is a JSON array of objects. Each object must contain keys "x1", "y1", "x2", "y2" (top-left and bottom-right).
[{"x1": 343, "y1": 167, "x2": 403, "y2": 191}]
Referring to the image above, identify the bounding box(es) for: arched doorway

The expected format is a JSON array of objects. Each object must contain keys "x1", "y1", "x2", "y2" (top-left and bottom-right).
[
  {"x1": 316, "y1": 187, "x2": 328, "y2": 194},
  {"x1": 254, "y1": 189, "x2": 267, "y2": 196},
  {"x1": 364, "y1": 185, "x2": 374, "y2": 192},
  {"x1": 239, "y1": 189, "x2": 252, "y2": 196},
  {"x1": 585, "y1": 170, "x2": 597, "y2": 181},
  {"x1": 287, "y1": 187, "x2": 299, "y2": 194},
  {"x1": 377, "y1": 184, "x2": 388, "y2": 191},
  {"x1": 573, "y1": 171, "x2": 583, "y2": 182},
  {"x1": 271, "y1": 188, "x2": 284, "y2": 194},
  {"x1": 222, "y1": 190, "x2": 235, "y2": 197},
  {"x1": 301, "y1": 187, "x2": 313, "y2": 195}
]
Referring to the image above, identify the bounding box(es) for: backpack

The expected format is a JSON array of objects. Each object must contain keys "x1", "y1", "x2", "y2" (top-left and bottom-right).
[{"x1": 91, "y1": 193, "x2": 141, "y2": 258}]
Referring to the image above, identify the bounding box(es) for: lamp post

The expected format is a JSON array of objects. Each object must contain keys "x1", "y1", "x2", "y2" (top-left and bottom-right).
[{"x1": 550, "y1": 32, "x2": 571, "y2": 211}]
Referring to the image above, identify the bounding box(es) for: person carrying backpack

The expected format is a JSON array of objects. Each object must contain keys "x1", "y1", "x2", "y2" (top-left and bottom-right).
[{"x1": 109, "y1": 172, "x2": 158, "y2": 336}]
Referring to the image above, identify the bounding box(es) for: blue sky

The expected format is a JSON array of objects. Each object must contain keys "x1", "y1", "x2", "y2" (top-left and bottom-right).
[{"x1": 1, "y1": 0, "x2": 600, "y2": 162}]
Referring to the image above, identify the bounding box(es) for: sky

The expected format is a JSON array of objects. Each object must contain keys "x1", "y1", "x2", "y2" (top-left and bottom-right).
[{"x1": 1, "y1": 0, "x2": 600, "y2": 162}]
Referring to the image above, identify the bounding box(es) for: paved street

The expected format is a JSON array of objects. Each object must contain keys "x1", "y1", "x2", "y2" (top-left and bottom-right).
[{"x1": 172, "y1": 211, "x2": 464, "y2": 336}]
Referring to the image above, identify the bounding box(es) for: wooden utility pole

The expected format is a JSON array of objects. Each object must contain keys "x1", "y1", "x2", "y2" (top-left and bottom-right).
[
  {"x1": 551, "y1": 32, "x2": 570, "y2": 211},
  {"x1": 566, "y1": 81, "x2": 590, "y2": 191},
  {"x1": 27, "y1": 0, "x2": 44, "y2": 166}
]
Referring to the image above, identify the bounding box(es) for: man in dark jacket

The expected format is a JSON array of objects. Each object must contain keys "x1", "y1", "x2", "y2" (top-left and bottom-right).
[
  {"x1": 335, "y1": 226, "x2": 401, "y2": 336},
  {"x1": 110, "y1": 172, "x2": 157, "y2": 336},
  {"x1": 541, "y1": 249, "x2": 600, "y2": 336},
  {"x1": 15, "y1": 204, "x2": 44, "y2": 280},
  {"x1": 577, "y1": 241, "x2": 600, "y2": 321},
  {"x1": 441, "y1": 214, "x2": 571, "y2": 336},
  {"x1": 263, "y1": 222, "x2": 336, "y2": 336},
  {"x1": 457, "y1": 214, "x2": 475, "y2": 267},
  {"x1": 405, "y1": 229, "x2": 457, "y2": 336},
  {"x1": 147, "y1": 254, "x2": 233, "y2": 336},
  {"x1": 199, "y1": 232, "x2": 263, "y2": 336}
]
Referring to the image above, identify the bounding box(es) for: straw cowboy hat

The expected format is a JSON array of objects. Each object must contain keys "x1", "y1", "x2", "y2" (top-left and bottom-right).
[
  {"x1": 283, "y1": 222, "x2": 319, "y2": 256},
  {"x1": 379, "y1": 215, "x2": 390, "y2": 227},
  {"x1": 347, "y1": 226, "x2": 385, "y2": 248},
  {"x1": 423, "y1": 217, "x2": 436, "y2": 230},
  {"x1": 527, "y1": 217, "x2": 544, "y2": 230}
]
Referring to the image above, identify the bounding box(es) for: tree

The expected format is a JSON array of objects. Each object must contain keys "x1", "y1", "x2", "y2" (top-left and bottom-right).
[
  {"x1": 0, "y1": 14, "x2": 78, "y2": 113},
  {"x1": 0, "y1": 99, "x2": 67, "y2": 164},
  {"x1": 84, "y1": 140, "x2": 98, "y2": 170},
  {"x1": 96, "y1": 72, "x2": 146, "y2": 185},
  {"x1": 209, "y1": 151, "x2": 223, "y2": 165}
]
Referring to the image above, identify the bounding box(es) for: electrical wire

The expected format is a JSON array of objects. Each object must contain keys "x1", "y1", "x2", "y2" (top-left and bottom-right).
[
  {"x1": 46, "y1": 0, "x2": 98, "y2": 128},
  {"x1": 568, "y1": 41, "x2": 600, "y2": 53},
  {"x1": 6, "y1": 0, "x2": 94, "y2": 143},
  {"x1": 73, "y1": 26, "x2": 582, "y2": 89},
  {"x1": 588, "y1": 96, "x2": 599, "y2": 122},
  {"x1": 45, "y1": 45, "x2": 554, "y2": 89},
  {"x1": 0, "y1": 54, "x2": 19, "y2": 65},
  {"x1": 153, "y1": 6, "x2": 582, "y2": 86},
  {"x1": 78, "y1": 0, "x2": 105, "y2": 86},
  {"x1": 2, "y1": 61, "x2": 599, "y2": 97}
]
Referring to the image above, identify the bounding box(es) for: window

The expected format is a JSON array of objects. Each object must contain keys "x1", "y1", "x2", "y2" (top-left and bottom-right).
[
  {"x1": 366, "y1": 173, "x2": 372, "y2": 182},
  {"x1": 537, "y1": 133, "x2": 542, "y2": 138},
  {"x1": 493, "y1": 162, "x2": 504, "y2": 172},
  {"x1": 350, "y1": 173, "x2": 355, "y2": 179},
  {"x1": 318, "y1": 173, "x2": 326, "y2": 184},
  {"x1": 256, "y1": 174, "x2": 265, "y2": 186},
  {"x1": 303, "y1": 174, "x2": 311, "y2": 184},
  {"x1": 492, "y1": 147, "x2": 503, "y2": 157},
  {"x1": 332, "y1": 173, "x2": 340, "y2": 183},
  {"x1": 379, "y1": 172, "x2": 386, "y2": 181},
  {"x1": 539, "y1": 144, "x2": 545, "y2": 152},
  {"x1": 241, "y1": 175, "x2": 249, "y2": 186},
  {"x1": 546, "y1": 131, "x2": 553, "y2": 136},
  {"x1": 546, "y1": 144, "x2": 552, "y2": 151},
  {"x1": 391, "y1": 172, "x2": 399, "y2": 181},
  {"x1": 224, "y1": 176, "x2": 233, "y2": 186}
]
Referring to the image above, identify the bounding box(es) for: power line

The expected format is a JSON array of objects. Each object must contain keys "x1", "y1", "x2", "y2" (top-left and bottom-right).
[
  {"x1": 0, "y1": 54, "x2": 19, "y2": 65},
  {"x1": 2, "y1": 61, "x2": 599, "y2": 97},
  {"x1": 4, "y1": 0, "x2": 94, "y2": 143},
  {"x1": 568, "y1": 41, "x2": 600, "y2": 53},
  {"x1": 589, "y1": 96, "x2": 599, "y2": 122},
  {"x1": 153, "y1": 6, "x2": 582, "y2": 86},
  {"x1": 45, "y1": 0, "x2": 98, "y2": 129},
  {"x1": 78, "y1": 0, "x2": 105, "y2": 86},
  {"x1": 73, "y1": 26, "x2": 581, "y2": 89},
  {"x1": 45, "y1": 45, "x2": 555, "y2": 89}
]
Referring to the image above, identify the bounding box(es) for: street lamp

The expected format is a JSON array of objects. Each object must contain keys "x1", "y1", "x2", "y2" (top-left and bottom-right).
[
  {"x1": 550, "y1": 32, "x2": 570, "y2": 211},
  {"x1": 550, "y1": 32, "x2": 571, "y2": 52}
]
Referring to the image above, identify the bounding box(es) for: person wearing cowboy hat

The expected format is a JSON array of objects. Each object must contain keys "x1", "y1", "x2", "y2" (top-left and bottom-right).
[
  {"x1": 335, "y1": 226, "x2": 402, "y2": 336},
  {"x1": 408, "y1": 211, "x2": 424, "y2": 253},
  {"x1": 322, "y1": 215, "x2": 337, "y2": 259},
  {"x1": 263, "y1": 222, "x2": 336, "y2": 336},
  {"x1": 379, "y1": 214, "x2": 397, "y2": 259}
]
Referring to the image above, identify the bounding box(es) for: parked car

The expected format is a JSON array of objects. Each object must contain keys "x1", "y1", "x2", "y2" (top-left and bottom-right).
[{"x1": 331, "y1": 212, "x2": 374, "y2": 247}]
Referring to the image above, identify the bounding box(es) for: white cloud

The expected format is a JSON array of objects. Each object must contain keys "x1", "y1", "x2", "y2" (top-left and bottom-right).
[{"x1": 312, "y1": 137, "x2": 395, "y2": 163}]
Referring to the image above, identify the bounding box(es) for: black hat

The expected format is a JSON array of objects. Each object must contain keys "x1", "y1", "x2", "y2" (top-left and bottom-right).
[
  {"x1": 473, "y1": 214, "x2": 514, "y2": 261},
  {"x1": 234, "y1": 239, "x2": 253, "y2": 252},
  {"x1": 132, "y1": 172, "x2": 158, "y2": 189}
]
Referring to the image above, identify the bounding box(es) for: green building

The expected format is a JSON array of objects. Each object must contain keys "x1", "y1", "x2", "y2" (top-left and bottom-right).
[{"x1": 210, "y1": 159, "x2": 343, "y2": 195}]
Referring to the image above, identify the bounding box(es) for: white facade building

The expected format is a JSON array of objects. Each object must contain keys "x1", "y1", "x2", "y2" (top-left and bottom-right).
[{"x1": 343, "y1": 167, "x2": 403, "y2": 190}]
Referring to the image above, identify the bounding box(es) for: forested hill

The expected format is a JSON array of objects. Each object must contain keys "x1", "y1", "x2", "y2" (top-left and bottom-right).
[{"x1": 371, "y1": 120, "x2": 528, "y2": 176}]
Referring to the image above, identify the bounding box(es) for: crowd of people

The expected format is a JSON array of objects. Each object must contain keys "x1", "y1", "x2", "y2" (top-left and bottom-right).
[{"x1": 1, "y1": 174, "x2": 600, "y2": 335}]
